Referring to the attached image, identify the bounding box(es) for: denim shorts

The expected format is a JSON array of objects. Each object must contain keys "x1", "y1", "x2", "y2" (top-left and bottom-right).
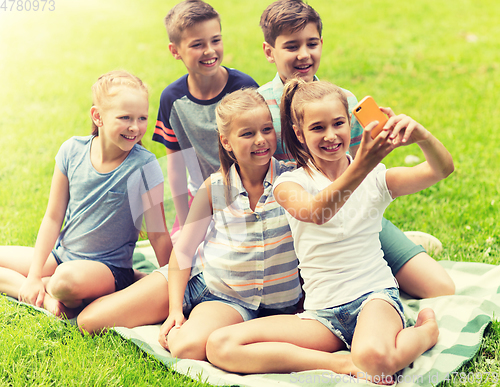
[
  {"x1": 156, "y1": 266, "x2": 260, "y2": 322},
  {"x1": 52, "y1": 251, "x2": 135, "y2": 292},
  {"x1": 297, "y1": 288, "x2": 405, "y2": 349}
]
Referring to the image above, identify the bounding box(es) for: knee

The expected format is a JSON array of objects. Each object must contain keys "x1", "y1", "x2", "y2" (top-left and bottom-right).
[
  {"x1": 76, "y1": 308, "x2": 100, "y2": 335},
  {"x1": 352, "y1": 343, "x2": 399, "y2": 377},
  {"x1": 205, "y1": 328, "x2": 237, "y2": 368},
  {"x1": 432, "y1": 277, "x2": 455, "y2": 297},
  {"x1": 168, "y1": 330, "x2": 207, "y2": 361},
  {"x1": 48, "y1": 264, "x2": 78, "y2": 300}
]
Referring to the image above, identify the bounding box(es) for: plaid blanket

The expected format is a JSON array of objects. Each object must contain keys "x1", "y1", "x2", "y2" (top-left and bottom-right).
[
  {"x1": 113, "y1": 259, "x2": 500, "y2": 386},
  {"x1": 6, "y1": 250, "x2": 499, "y2": 386}
]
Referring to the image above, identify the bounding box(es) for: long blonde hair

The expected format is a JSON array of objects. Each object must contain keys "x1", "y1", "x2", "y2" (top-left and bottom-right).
[
  {"x1": 91, "y1": 70, "x2": 149, "y2": 146},
  {"x1": 280, "y1": 78, "x2": 350, "y2": 172},
  {"x1": 215, "y1": 88, "x2": 271, "y2": 205}
]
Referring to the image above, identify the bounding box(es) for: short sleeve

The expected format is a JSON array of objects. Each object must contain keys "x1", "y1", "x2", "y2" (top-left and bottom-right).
[{"x1": 54, "y1": 138, "x2": 72, "y2": 176}]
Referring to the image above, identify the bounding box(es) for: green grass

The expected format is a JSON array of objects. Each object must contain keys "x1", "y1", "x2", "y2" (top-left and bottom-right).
[{"x1": 0, "y1": 0, "x2": 499, "y2": 385}]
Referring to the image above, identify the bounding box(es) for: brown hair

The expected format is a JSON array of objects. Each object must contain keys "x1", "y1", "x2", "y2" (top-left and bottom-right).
[
  {"x1": 216, "y1": 88, "x2": 271, "y2": 205},
  {"x1": 280, "y1": 78, "x2": 349, "y2": 172},
  {"x1": 165, "y1": 0, "x2": 221, "y2": 46},
  {"x1": 259, "y1": 0, "x2": 322, "y2": 47},
  {"x1": 91, "y1": 70, "x2": 148, "y2": 145}
]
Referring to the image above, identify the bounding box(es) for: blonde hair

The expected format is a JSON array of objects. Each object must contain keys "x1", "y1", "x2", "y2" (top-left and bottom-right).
[
  {"x1": 260, "y1": 0, "x2": 322, "y2": 47},
  {"x1": 215, "y1": 88, "x2": 270, "y2": 204},
  {"x1": 91, "y1": 70, "x2": 148, "y2": 145},
  {"x1": 165, "y1": 0, "x2": 220, "y2": 46},
  {"x1": 280, "y1": 78, "x2": 350, "y2": 172}
]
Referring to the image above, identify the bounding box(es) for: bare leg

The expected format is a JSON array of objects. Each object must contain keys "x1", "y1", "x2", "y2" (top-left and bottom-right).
[
  {"x1": 351, "y1": 299, "x2": 438, "y2": 379},
  {"x1": 0, "y1": 246, "x2": 57, "y2": 298},
  {"x1": 167, "y1": 301, "x2": 244, "y2": 361},
  {"x1": 396, "y1": 252, "x2": 455, "y2": 298},
  {"x1": 78, "y1": 272, "x2": 170, "y2": 334},
  {"x1": 206, "y1": 315, "x2": 360, "y2": 375},
  {"x1": 46, "y1": 260, "x2": 115, "y2": 309}
]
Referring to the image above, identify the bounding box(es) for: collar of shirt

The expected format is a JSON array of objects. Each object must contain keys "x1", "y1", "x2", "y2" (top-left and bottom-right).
[
  {"x1": 306, "y1": 154, "x2": 353, "y2": 190},
  {"x1": 229, "y1": 158, "x2": 278, "y2": 197}
]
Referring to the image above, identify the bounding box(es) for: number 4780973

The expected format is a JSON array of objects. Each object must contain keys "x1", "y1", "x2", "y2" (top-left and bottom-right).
[{"x1": 1, "y1": 0, "x2": 56, "y2": 12}]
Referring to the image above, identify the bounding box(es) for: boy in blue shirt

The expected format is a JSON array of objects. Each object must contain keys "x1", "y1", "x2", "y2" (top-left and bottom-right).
[
  {"x1": 152, "y1": 0, "x2": 258, "y2": 238},
  {"x1": 256, "y1": 0, "x2": 454, "y2": 299}
]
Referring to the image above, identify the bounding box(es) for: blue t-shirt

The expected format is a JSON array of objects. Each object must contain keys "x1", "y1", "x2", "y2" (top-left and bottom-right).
[
  {"x1": 152, "y1": 67, "x2": 258, "y2": 193},
  {"x1": 53, "y1": 135, "x2": 164, "y2": 268}
]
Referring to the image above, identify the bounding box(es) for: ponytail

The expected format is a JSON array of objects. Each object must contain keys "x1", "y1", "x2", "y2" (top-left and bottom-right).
[{"x1": 280, "y1": 78, "x2": 311, "y2": 170}]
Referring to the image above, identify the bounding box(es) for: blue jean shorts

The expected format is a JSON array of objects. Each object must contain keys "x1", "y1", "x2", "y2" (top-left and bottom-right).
[
  {"x1": 52, "y1": 251, "x2": 135, "y2": 292},
  {"x1": 156, "y1": 266, "x2": 260, "y2": 322},
  {"x1": 297, "y1": 288, "x2": 405, "y2": 349}
]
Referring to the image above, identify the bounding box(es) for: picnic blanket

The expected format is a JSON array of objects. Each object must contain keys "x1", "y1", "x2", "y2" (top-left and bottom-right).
[
  {"x1": 112, "y1": 246, "x2": 500, "y2": 387},
  {"x1": 5, "y1": 243, "x2": 500, "y2": 386}
]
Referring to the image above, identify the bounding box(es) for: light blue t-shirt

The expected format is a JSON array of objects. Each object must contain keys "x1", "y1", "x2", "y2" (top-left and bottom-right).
[{"x1": 53, "y1": 135, "x2": 164, "y2": 268}]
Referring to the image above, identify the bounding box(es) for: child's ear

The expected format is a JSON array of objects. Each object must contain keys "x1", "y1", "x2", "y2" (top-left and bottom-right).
[
  {"x1": 90, "y1": 106, "x2": 103, "y2": 127},
  {"x1": 168, "y1": 42, "x2": 182, "y2": 60},
  {"x1": 263, "y1": 42, "x2": 275, "y2": 64},
  {"x1": 220, "y1": 135, "x2": 232, "y2": 152},
  {"x1": 293, "y1": 124, "x2": 305, "y2": 144}
]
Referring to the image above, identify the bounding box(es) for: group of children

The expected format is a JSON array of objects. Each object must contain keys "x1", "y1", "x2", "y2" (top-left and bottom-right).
[{"x1": 0, "y1": 0, "x2": 455, "y2": 382}]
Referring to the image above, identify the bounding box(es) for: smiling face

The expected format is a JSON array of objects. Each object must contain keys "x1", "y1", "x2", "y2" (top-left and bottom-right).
[
  {"x1": 264, "y1": 22, "x2": 322, "y2": 83},
  {"x1": 92, "y1": 86, "x2": 148, "y2": 153},
  {"x1": 295, "y1": 94, "x2": 351, "y2": 167},
  {"x1": 221, "y1": 106, "x2": 277, "y2": 169},
  {"x1": 169, "y1": 18, "x2": 223, "y2": 79}
]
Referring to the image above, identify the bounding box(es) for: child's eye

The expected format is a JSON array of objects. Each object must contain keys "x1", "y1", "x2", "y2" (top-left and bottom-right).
[
  {"x1": 311, "y1": 125, "x2": 323, "y2": 131},
  {"x1": 140, "y1": 117, "x2": 148, "y2": 122},
  {"x1": 212, "y1": 38, "x2": 222, "y2": 44},
  {"x1": 335, "y1": 120, "x2": 346, "y2": 127},
  {"x1": 263, "y1": 127, "x2": 273, "y2": 133},
  {"x1": 285, "y1": 45, "x2": 297, "y2": 51},
  {"x1": 120, "y1": 116, "x2": 130, "y2": 120}
]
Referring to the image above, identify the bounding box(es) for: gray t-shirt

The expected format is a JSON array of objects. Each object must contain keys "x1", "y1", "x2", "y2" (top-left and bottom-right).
[{"x1": 53, "y1": 135, "x2": 164, "y2": 268}]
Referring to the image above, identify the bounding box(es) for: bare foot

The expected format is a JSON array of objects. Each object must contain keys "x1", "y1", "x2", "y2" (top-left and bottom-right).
[
  {"x1": 415, "y1": 308, "x2": 439, "y2": 347},
  {"x1": 43, "y1": 293, "x2": 78, "y2": 319},
  {"x1": 332, "y1": 354, "x2": 394, "y2": 385}
]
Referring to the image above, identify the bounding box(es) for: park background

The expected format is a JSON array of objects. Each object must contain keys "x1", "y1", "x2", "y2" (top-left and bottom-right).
[{"x1": 0, "y1": 0, "x2": 499, "y2": 385}]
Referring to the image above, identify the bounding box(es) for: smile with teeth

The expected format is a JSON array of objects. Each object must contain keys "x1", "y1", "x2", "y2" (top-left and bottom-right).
[
  {"x1": 252, "y1": 148, "x2": 269, "y2": 155},
  {"x1": 322, "y1": 143, "x2": 341, "y2": 151},
  {"x1": 121, "y1": 134, "x2": 136, "y2": 140},
  {"x1": 295, "y1": 64, "x2": 312, "y2": 70},
  {"x1": 201, "y1": 58, "x2": 217, "y2": 65}
]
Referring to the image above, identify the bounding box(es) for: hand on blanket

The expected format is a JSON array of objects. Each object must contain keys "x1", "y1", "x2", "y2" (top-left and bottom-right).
[
  {"x1": 18, "y1": 276, "x2": 46, "y2": 307},
  {"x1": 158, "y1": 311, "x2": 186, "y2": 350}
]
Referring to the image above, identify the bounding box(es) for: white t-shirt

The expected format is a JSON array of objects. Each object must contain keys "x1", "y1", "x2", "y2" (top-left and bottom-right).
[{"x1": 273, "y1": 158, "x2": 398, "y2": 310}]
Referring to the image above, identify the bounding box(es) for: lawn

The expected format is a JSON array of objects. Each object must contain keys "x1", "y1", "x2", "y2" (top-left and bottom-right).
[{"x1": 0, "y1": 0, "x2": 499, "y2": 386}]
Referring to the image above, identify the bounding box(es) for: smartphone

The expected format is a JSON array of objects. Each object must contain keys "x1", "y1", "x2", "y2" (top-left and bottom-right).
[{"x1": 352, "y1": 96, "x2": 388, "y2": 139}]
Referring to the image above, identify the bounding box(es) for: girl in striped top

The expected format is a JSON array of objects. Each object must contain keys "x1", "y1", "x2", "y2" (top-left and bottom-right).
[{"x1": 158, "y1": 88, "x2": 302, "y2": 360}]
